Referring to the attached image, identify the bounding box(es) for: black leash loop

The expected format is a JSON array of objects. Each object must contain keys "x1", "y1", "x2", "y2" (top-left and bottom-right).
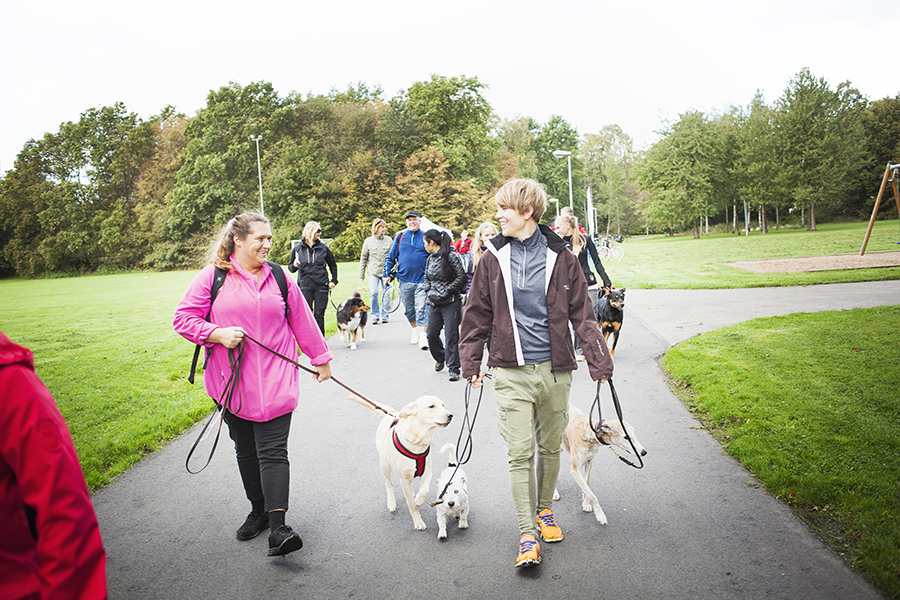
[
  {"x1": 185, "y1": 344, "x2": 244, "y2": 474},
  {"x1": 432, "y1": 372, "x2": 490, "y2": 505},
  {"x1": 590, "y1": 378, "x2": 644, "y2": 470},
  {"x1": 186, "y1": 334, "x2": 394, "y2": 475},
  {"x1": 328, "y1": 289, "x2": 343, "y2": 312},
  {"x1": 185, "y1": 405, "x2": 224, "y2": 474}
]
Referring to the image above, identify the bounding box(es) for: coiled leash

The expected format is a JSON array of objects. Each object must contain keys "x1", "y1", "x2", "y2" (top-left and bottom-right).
[
  {"x1": 431, "y1": 372, "x2": 490, "y2": 506},
  {"x1": 381, "y1": 280, "x2": 401, "y2": 314},
  {"x1": 185, "y1": 333, "x2": 393, "y2": 474},
  {"x1": 589, "y1": 378, "x2": 644, "y2": 469},
  {"x1": 185, "y1": 344, "x2": 245, "y2": 474}
]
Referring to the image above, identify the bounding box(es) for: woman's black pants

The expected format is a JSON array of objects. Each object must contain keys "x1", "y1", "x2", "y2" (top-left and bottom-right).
[
  {"x1": 224, "y1": 411, "x2": 292, "y2": 512},
  {"x1": 427, "y1": 298, "x2": 462, "y2": 374},
  {"x1": 301, "y1": 287, "x2": 329, "y2": 334}
]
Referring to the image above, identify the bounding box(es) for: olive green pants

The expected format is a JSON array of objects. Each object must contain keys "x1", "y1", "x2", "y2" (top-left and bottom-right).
[{"x1": 493, "y1": 362, "x2": 572, "y2": 537}]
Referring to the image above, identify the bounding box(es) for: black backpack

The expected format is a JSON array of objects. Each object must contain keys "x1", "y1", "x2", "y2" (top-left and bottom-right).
[{"x1": 188, "y1": 261, "x2": 289, "y2": 384}]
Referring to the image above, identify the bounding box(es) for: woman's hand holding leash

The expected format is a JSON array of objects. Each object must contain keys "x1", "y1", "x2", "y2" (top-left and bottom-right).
[
  {"x1": 313, "y1": 362, "x2": 333, "y2": 383},
  {"x1": 206, "y1": 326, "x2": 245, "y2": 349}
]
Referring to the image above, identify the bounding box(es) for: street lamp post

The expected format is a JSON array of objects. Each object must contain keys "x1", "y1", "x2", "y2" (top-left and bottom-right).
[
  {"x1": 548, "y1": 197, "x2": 560, "y2": 219},
  {"x1": 552, "y1": 149, "x2": 573, "y2": 209},
  {"x1": 250, "y1": 135, "x2": 264, "y2": 216}
]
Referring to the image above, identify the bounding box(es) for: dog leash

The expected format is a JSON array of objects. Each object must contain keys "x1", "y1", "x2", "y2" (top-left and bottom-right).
[
  {"x1": 589, "y1": 378, "x2": 644, "y2": 469},
  {"x1": 327, "y1": 290, "x2": 343, "y2": 312},
  {"x1": 431, "y1": 372, "x2": 490, "y2": 506},
  {"x1": 185, "y1": 333, "x2": 394, "y2": 474},
  {"x1": 380, "y1": 281, "x2": 402, "y2": 315},
  {"x1": 185, "y1": 344, "x2": 245, "y2": 474},
  {"x1": 242, "y1": 333, "x2": 392, "y2": 416}
]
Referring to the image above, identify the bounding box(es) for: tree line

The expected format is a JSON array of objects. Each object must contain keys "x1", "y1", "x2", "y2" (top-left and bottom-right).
[{"x1": 1, "y1": 70, "x2": 897, "y2": 276}]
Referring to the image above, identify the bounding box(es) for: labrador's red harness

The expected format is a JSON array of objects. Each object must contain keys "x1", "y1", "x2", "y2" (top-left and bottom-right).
[{"x1": 391, "y1": 419, "x2": 429, "y2": 477}]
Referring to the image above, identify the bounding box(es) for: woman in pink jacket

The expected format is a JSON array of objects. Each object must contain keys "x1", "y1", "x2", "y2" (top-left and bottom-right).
[{"x1": 173, "y1": 212, "x2": 333, "y2": 557}]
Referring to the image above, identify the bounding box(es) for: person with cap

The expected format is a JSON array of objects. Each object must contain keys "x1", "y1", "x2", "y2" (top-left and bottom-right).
[{"x1": 383, "y1": 210, "x2": 431, "y2": 349}]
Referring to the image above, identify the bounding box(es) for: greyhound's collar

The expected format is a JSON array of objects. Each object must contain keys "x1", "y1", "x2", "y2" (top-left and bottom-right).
[{"x1": 391, "y1": 419, "x2": 429, "y2": 477}]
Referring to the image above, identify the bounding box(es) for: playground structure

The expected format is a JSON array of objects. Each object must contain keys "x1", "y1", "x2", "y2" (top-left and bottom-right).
[{"x1": 860, "y1": 162, "x2": 900, "y2": 255}]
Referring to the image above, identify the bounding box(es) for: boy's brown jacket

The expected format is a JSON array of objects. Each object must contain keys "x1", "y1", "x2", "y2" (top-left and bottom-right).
[{"x1": 459, "y1": 224, "x2": 613, "y2": 382}]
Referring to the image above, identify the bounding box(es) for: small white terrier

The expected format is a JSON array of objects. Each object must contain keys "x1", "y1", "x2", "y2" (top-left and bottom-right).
[{"x1": 434, "y1": 443, "x2": 469, "y2": 540}]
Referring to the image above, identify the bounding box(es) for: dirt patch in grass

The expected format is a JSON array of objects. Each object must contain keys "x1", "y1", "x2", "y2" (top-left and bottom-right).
[{"x1": 725, "y1": 250, "x2": 900, "y2": 273}]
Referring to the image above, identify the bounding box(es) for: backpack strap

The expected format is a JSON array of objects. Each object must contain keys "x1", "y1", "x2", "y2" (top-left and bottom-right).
[
  {"x1": 267, "y1": 261, "x2": 290, "y2": 319},
  {"x1": 188, "y1": 267, "x2": 228, "y2": 384},
  {"x1": 188, "y1": 263, "x2": 289, "y2": 384}
]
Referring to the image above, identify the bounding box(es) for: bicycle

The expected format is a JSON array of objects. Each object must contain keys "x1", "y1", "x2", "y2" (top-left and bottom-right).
[{"x1": 598, "y1": 235, "x2": 625, "y2": 261}]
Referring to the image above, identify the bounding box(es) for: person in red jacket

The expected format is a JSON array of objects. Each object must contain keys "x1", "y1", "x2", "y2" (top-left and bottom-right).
[
  {"x1": 0, "y1": 332, "x2": 107, "y2": 600},
  {"x1": 453, "y1": 230, "x2": 473, "y2": 255}
]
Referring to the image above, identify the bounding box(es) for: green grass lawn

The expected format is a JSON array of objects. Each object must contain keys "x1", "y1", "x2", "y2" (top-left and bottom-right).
[
  {"x1": 611, "y1": 220, "x2": 900, "y2": 288},
  {"x1": 663, "y1": 307, "x2": 900, "y2": 598},
  {"x1": 0, "y1": 219, "x2": 898, "y2": 596},
  {"x1": 0, "y1": 265, "x2": 363, "y2": 491}
]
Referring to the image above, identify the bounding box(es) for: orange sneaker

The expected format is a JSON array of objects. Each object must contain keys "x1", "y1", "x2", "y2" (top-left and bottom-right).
[
  {"x1": 536, "y1": 509, "x2": 564, "y2": 543},
  {"x1": 515, "y1": 535, "x2": 542, "y2": 567}
]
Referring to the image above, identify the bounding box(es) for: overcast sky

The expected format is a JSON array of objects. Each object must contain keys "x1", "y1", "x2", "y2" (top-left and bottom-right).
[{"x1": 2, "y1": 0, "x2": 897, "y2": 176}]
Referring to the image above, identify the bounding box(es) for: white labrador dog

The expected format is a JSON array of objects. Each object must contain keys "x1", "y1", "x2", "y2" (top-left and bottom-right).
[
  {"x1": 434, "y1": 443, "x2": 469, "y2": 540},
  {"x1": 554, "y1": 403, "x2": 647, "y2": 524},
  {"x1": 349, "y1": 395, "x2": 452, "y2": 530}
]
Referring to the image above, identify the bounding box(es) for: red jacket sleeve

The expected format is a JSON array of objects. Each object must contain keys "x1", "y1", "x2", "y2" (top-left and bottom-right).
[{"x1": 0, "y1": 361, "x2": 107, "y2": 600}]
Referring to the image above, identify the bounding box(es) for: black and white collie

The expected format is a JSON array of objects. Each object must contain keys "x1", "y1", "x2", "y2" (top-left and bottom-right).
[{"x1": 336, "y1": 292, "x2": 369, "y2": 350}]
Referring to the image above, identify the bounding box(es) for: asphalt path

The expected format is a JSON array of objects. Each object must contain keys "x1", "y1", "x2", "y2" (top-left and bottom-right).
[{"x1": 92, "y1": 280, "x2": 898, "y2": 599}]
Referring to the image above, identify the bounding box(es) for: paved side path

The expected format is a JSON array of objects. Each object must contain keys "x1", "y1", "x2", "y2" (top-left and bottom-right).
[{"x1": 92, "y1": 281, "x2": 898, "y2": 599}]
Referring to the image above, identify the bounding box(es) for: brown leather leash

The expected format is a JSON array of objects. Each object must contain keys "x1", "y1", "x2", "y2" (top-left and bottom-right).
[
  {"x1": 185, "y1": 333, "x2": 392, "y2": 474},
  {"x1": 242, "y1": 332, "x2": 392, "y2": 416}
]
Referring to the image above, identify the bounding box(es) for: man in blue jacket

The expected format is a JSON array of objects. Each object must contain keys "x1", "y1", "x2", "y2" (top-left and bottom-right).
[{"x1": 384, "y1": 210, "x2": 430, "y2": 349}]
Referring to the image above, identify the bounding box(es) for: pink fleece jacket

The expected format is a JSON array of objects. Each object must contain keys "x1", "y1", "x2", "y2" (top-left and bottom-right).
[{"x1": 173, "y1": 257, "x2": 333, "y2": 422}]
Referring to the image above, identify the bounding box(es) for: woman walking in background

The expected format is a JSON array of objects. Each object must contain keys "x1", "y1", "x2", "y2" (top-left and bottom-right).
[
  {"x1": 423, "y1": 229, "x2": 467, "y2": 381},
  {"x1": 359, "y1": 218, "x2": 393, "y2": 323},
  {"x1": 554, "y1": 212, "x2": 612, "y2": 360},
  {"x1": 289, "y1": 221, "x2": 338, "y2": 334},
  {"x1": 464, "y1": 221, "x2": 498, "y2": 294},
  {"x1": 174, "y1": 212, "x2": 333, "y2": 557}
]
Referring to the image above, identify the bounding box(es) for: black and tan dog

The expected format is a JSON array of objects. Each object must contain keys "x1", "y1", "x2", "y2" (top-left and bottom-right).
[
  {"x1": 336, "y1": 292, "x2": 369, "y2": 350},
  {"x1": 596, "y1": 288, "x2": 625, "y2": 359}
]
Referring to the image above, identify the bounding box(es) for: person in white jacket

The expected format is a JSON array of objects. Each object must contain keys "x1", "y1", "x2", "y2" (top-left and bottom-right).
[{"x1": 359, "y1": 218, "x2": 394, "y2": 323}]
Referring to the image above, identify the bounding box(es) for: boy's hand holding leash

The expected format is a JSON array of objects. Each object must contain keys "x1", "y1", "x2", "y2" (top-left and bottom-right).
[{"x1": 468, "y1": 371, "x2": 486, "y2": 388}]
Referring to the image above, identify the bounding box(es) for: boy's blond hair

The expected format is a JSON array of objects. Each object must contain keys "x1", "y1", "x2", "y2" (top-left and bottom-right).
[{"x1": 494, "y1": 178, "x2": 547, "y2": 223}]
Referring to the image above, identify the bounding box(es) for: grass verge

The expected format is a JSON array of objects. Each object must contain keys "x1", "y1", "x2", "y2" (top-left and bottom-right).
[
  {"x1": 663, "y1": 306, "x2": 900, "y2": 598},
  {"x1": 611, "y1": 220, "x2": 900, "y2": 288},
  {"x1": 0, "y1": 265, "x2": 369, "y2": 491}
]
